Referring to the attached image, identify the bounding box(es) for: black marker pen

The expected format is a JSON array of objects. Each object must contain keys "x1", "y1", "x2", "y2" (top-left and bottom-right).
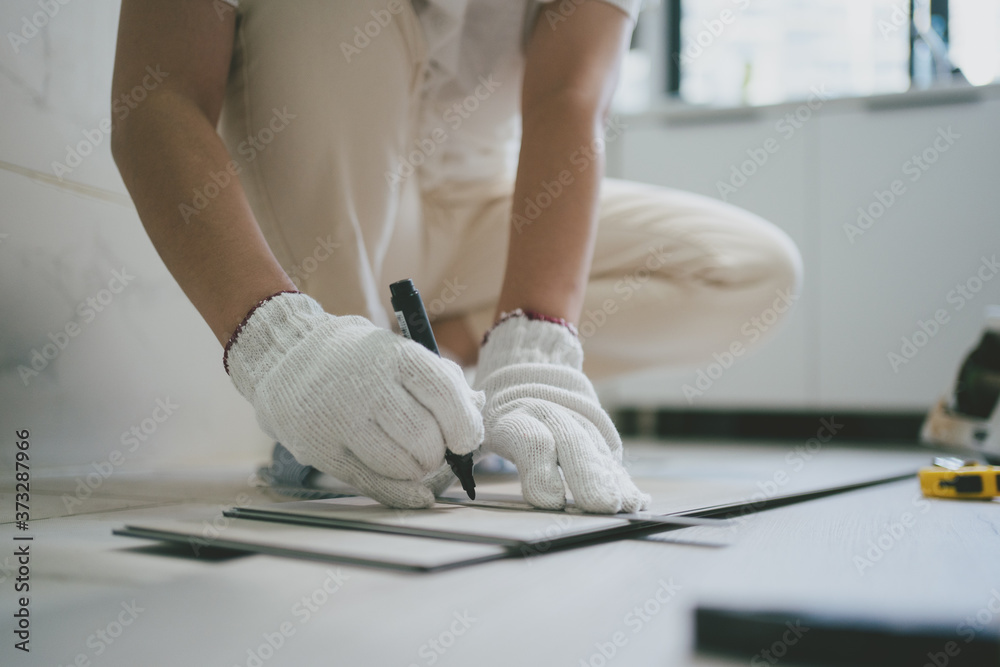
[{"x1": 390, "y1": 279, "x2": 477, "y2": 500}]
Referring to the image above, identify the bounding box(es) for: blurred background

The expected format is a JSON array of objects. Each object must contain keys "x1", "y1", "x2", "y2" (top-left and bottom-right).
[{"x1": 1, "y1": 0, "x2": 998, "y2": 472}]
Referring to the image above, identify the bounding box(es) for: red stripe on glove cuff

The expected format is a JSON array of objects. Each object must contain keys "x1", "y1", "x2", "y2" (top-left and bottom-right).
[
  {"x1": 481, "y1": 308, "x2": 580, "y2": 346},
  {"x1": 223, "y1": 290, "x2": 301, "y2": 375}
]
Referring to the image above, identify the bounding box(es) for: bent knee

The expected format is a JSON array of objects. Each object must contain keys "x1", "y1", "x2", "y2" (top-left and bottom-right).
[
  {"x1": 734, "y1": 219, "x2": 803, "y2": 345},
  {"x1": 685, "y1": 205, "x2": 804, "y2": 347},
  {"x1": 697, "y1": 208, "x2": 802, "y2": 293},
  {"x1": 757, "y1": 222, "x2": 803, "y2": 305}
]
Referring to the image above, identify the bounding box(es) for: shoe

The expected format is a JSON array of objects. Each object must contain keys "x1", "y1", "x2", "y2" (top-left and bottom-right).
[{"x1": 921, "y1": 307, "x2": 1000, "y2": 463}]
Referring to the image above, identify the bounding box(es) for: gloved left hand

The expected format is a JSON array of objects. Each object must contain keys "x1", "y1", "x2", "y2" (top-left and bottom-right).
[{"x1": 473, "y1": 312, "x2": 650, "y2": 514}]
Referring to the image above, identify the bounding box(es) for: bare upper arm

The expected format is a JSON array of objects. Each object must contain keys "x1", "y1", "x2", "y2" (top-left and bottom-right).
[
  {"x1": 112, "y1": 0, "x2": 236, "y2": 131},
  {"x1": 522, "y1": 0, "x2": 633, "y2": 117}
]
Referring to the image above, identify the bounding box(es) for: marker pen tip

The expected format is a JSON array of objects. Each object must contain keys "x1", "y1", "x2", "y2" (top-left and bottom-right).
[{"x1": 445, "y1": 451, "x2": 476, "y2": 500}]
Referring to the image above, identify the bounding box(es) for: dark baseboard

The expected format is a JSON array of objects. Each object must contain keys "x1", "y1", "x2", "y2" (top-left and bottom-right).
[{"x1": 612, "y1": 408, "x2": 926, "y2": 443}]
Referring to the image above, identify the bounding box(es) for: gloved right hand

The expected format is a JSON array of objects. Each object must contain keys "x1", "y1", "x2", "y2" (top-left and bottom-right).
[{"x1": 225, "y1": 291, "x2": 485, "y2": 508}]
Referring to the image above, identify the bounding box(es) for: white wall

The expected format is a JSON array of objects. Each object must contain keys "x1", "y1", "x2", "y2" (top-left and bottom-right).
[
  {"x1": 0, "y1": 0, "x2": 271, "y2": 472},
  {"x1": 601, "y1": 84, "x2": 1000, "y2": 411}
]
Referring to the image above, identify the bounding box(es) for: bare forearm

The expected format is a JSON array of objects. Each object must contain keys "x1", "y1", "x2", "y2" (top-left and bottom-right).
[
  {"x1": 496, "y1": 96, "x2": 606, "y2": 324},
  {"x1": 112, "y1": 93, "x2": 295, "y2": 345},
  {"x1": 495, "y1": 0, "x2": 630, "y2": 326}
]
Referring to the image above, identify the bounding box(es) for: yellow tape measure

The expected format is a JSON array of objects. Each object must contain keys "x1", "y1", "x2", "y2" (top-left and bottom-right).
[{"x1": 919, "y1": 457, "x2": 1000, "y2": 499}]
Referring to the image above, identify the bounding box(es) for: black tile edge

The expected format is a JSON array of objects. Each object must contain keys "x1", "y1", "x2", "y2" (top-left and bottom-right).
[{"x1": 612, "y1": 408, "x2": 926, "y2": 443}]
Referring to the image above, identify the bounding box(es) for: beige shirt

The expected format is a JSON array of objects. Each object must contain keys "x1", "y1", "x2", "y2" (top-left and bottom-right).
[
  {"x1": 221, "y1": 0, "x2": 641, "y2": 189},
  {"x1": 411, "y1": 0, "x2": 640, "y2": 189}
]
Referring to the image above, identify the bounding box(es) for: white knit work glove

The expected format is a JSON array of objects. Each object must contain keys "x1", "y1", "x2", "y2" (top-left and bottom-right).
[
  {"x1": 226, "y1": 292, "x2": 485, "y2": 508},
  {"x1": 474, "y1": 315, "x2": 650, "y2": 514}
]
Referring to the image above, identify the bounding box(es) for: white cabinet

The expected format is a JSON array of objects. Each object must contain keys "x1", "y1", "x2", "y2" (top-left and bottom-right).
[
  {"x1": 602, "y1": 86, "x2": 1000, "y2": 410},
  {"x1": 816, "y1": 95, "x2": 1000, "y2": 409}
]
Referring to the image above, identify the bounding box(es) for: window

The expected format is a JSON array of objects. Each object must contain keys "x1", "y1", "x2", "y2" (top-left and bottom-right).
[
  {"x1": 948, "y1": 0, "x2": 1000, "y2": 85},
  {"x1": 613, "y1": 0, "x2": 1000, "y2": 110}
]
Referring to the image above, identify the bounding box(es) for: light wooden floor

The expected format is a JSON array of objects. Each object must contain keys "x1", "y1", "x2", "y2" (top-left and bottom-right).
[{"x1": 2, "y1": 440, "x2": 998, "y2": 666}]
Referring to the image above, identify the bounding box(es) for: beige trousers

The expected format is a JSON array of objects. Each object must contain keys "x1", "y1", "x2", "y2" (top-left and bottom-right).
[{"x1": 219, "y1": 0, "x2": 802, "y2": 380}]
